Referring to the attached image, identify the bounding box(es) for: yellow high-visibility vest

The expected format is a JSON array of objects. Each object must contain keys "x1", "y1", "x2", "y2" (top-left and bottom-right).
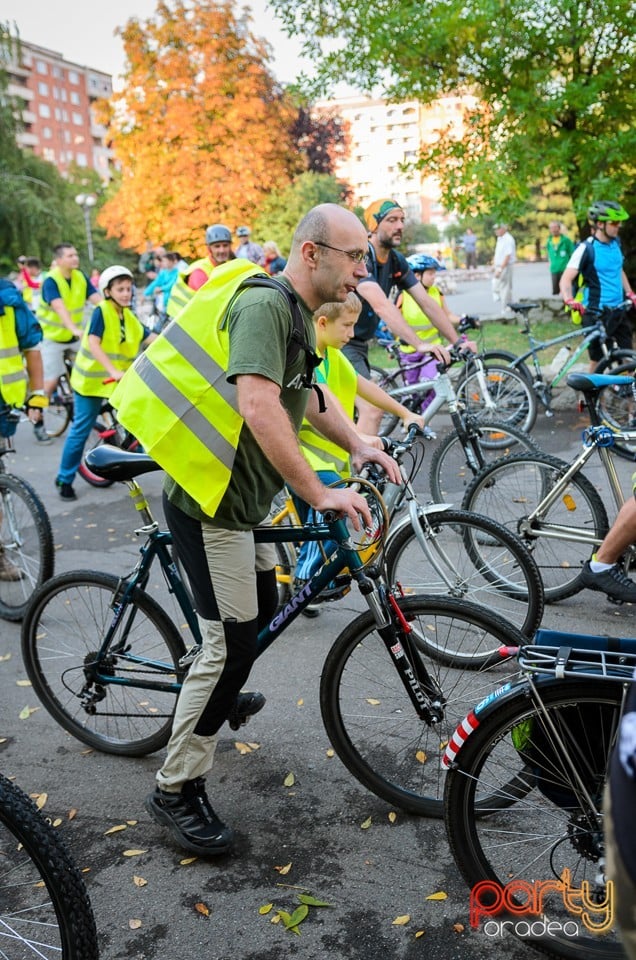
[
  {"x1": 37, "y1": 267, "x2": 87, "y2": 342},
  {"x1": 299, "y1": 347, "x2": 357, "y2": 477},
  {"x1": 70, "y1": 300, "x2": 145, "y2": 398},
  {"x1": 165, "y1": 258, "x2": 214, "y2": 319},
  {"x1": 399, "y1": 285, "x2": 444, "y2": 353},
  {"x1": 0, "y1": 306, "x2": 28, "y2": 407}
]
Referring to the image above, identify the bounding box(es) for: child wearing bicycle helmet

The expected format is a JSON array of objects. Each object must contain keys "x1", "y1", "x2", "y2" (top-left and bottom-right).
[
  {"x1": 54, "y1": 266, "x2": 156, "y2": 501},
  {"x1": 396, "y1": 255, "x2": 461, "y2": 412}
]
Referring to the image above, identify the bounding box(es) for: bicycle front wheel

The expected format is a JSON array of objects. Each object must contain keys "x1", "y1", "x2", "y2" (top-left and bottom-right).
[
  {"x1": 0, "y1": 773, "x2": 98, "y2": 959},
  {"x1": 429, "y1": 419, "x2": 540, "y2": 503},
  {"x1": 0, "y1": 473, "x2": 54, "y2": 621},
  {"x1": 42, "y1": 393, "x2": 73, "y2": 438},
  {"x1": 456, "y1": 363, "x2": 537, "y2": 432},
  {"x1": 444, "y1": 679, "x2": 624, "y2": 960},
  {"x1": 21, "y1": 570, "x2": 186, "y2": 756},
  {"x1": 384, "y1": 510, "x2": 544, "y2": 639},
  {"x1": 320, "y1": 596, "x2": 523, "y2": 817},
  {"x1": 462, "y1": 453, "x2": 609, "y2": 602}
]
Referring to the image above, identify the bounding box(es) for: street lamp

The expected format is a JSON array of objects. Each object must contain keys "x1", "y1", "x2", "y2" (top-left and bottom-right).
[{"x1": 74, "y1": 193, "x2": 97, "y2": 263}]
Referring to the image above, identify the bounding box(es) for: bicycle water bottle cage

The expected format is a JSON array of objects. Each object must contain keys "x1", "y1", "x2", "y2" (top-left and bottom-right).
[{"x1": 582, "y1": 426, "x2": 615, "y2": 447}]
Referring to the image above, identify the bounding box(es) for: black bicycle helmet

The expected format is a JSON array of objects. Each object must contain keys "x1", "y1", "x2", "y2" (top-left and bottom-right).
[{"x1": 587, "y1": 201, "x2": 629, "y2": 223}]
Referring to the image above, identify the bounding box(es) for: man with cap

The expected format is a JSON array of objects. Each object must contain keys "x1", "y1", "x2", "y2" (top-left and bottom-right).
[
  {"x1": 166, "y1": 224, "x2": 234, "y2": 319},
  {"x1": 345, "y1": 198, "x2": 476, "y2": 434},
  {"x1": 236, "y1": 226, "x2": 265, "y2": 266}
]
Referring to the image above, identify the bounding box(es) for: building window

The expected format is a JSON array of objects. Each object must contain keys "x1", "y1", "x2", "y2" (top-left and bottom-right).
[
  {"x1": 38, "y1": 81, "x2": 48, "y2": 96},
  {"x1": 42, "y1": 126, "x2": 52, "y2": 139},
  {"x1": 60, "y1": 88, "x2": 67, "y2": 102},
  {"x1": 68, "y1": 70, "x2": 80, "y2": 85},
  {"x1": 76, "y1": 153, "x2": 87, "y2": 166},
  {"x1": 53, "y1": 86, "x2": 59, "y2": 100},
  {"x1": 62, "y1": 109, "x2": 69, "y2": 122},
  {"x1": 38, "y1": 103, "x2": 51, "y2": 118},
  {"x1": 70, "y1": 91, "x2": 80, "y2": 105},
  {"x1": 52, "y1": 65, "x2": 63, "y2": 79},
  {"x1": 72, "y1": 112, "x2": 83, "y2": 126},
  {"x1": 36, "y1": 60, "x2": 47, "y2": 75},
  {"x1": 42, "y1": 147, "x2": 55, "y2": 162},
  {"x1": 63, "y1": 130, "x2": 71, "y2": 143}
]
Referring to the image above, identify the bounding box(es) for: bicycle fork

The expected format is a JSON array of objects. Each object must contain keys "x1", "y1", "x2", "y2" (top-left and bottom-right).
[{"x1": 363, "y1": 579, "x2": 445, "y2": 725}]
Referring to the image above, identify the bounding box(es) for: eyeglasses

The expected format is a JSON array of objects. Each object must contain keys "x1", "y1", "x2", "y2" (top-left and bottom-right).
[{"x1": 313, "y1": 241, "x2": 367, "y2": 264}]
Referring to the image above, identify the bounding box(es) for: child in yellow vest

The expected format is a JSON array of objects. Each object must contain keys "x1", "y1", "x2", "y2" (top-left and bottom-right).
[
  {"x1": 55, "y1": 266, "x2": 156, "y2": 501},
  {"x1": 294, "y1": 292, "x2": 424, "y2": 609},
  {"x1": 396, "y1": 254, "x2": 461, "y2": 413}
]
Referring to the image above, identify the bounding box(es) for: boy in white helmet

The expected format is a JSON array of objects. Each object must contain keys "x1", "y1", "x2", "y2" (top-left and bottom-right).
[{"x1": 54, "y1": 266, "x2": 156, "y2": 501}]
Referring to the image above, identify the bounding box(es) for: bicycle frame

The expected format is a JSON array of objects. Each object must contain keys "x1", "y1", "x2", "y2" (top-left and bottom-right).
[
  {"x1": 82, "y1": 474, "x2": 445, "y2": 725},
  {"x1": 511, "y1": 322, "x2": 606, "y2": 389}
]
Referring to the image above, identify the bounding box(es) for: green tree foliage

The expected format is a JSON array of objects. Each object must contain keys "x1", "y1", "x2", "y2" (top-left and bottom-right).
[
  {"x1": 271, "y1": 0, "x2": 636, "y2": 229},
  {"x1": 252, "y1": 172, "x2": 351, "y2": 255},
  {"x1": 0, "y1": 24, "x2": 133, "y2": 275}
]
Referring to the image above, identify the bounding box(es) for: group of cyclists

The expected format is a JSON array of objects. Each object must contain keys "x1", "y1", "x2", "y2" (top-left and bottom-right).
[{"x1": 3, "y1": 197, "x2": 636, "y2": 904}]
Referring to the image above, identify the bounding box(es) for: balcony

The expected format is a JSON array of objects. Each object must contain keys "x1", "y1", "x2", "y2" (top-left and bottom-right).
[
  {"x1": 8, "y1": 82, "x2": 33, "y2": 101},
  {"x1": 16, "y1": 131, "x2": 39, "y2": 147}
]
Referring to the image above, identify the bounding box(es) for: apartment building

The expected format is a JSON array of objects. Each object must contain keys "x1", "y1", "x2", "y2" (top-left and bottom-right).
[
  {"x1": 6, "y1": 39, "x2": 115, "y2": 181},
  {"x1": 317, "y1": 93, "x2": 476, "y2": 229}
]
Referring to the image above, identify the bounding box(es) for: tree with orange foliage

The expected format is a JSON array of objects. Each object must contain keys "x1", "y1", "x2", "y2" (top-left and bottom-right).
[{"x1": 98, "y1": 0, "x2": 300, "y2": 256}]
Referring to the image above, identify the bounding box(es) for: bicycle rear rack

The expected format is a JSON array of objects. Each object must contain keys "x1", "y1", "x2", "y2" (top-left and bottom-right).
[{"x1": 518, "y1": 643, "x2": 636, "y2": 682}]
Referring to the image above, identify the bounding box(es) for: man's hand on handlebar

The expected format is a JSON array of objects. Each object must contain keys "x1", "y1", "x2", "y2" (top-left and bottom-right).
[
  {"x1": 400, "y1": 410, "x2": 425, "y2": 432},
  {"x1": 314, "y1": 487, "x2": 371, "y2": 532}
]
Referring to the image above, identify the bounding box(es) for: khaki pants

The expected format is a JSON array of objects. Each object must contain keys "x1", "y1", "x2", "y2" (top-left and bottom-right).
[{"x1": 156, "y1": 525, "x2": 276, "y2": 792}]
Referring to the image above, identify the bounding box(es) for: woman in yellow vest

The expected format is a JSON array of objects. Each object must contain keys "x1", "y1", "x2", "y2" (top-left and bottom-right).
[
  {"x1": 55, "y1": 266, "x2": 156, "y2": 501},
  {"x1": 396, "y1": 254, "x2": 461, "y2": 413}
]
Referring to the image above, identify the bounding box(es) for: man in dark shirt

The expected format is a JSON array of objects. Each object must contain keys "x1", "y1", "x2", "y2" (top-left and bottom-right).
[{"x1": 344, "y1": 199, "x2": 475, "y2": 432}]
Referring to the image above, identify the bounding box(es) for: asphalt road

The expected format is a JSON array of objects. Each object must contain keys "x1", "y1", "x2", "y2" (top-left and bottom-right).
[{"x1": 2, "y1": 391, "x2": 634, "y2": 960}]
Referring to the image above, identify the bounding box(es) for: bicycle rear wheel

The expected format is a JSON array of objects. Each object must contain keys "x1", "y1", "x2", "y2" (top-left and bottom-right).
[
  {"x1": 456, "y1": 363, "x2": 537, "y2": 432},
  {"x1": 444, "y1": 679, "x2": 624, "y2": 960},
  {"x1": 42, "y1": 392, "x2": 73, "y2": 439},
  {"x1": 462, "y1": 453, "x2": 609, "y2": 602},
  {"x1": 384, "y1": 509, "x2": 544, "y2": 639},
  {"x1": 0, "y1": 773, "x2": 98, "y2": 959},
  {"x1": 320, "y1": 596, "x2": 523, "y2": 817},
  {"x1": 21, "y1": 570, "x2": 186, "y2": 756},
  {"x1": 428, "y1": 419, "x2": 540, "y2": 503},
  {"x1": 0, "y1": 473, "x2": 54, "y2": 621}
]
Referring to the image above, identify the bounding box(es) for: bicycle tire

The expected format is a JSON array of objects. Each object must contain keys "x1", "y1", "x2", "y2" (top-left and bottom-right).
[
  {"x1": 595, "y1": 349, "x2": 636, "y2": 375},
  {"x1": 480, "y1": 348, "x2": 533, "y2": 383},
  {"x1": 593, "y1": 359, "x2": 636, "y2": 461},
  {"x1": 456, "y1": 362, "x2": 538, "y2": 432},
  {"x1": 0, "y1": 473, "x2": 55, "y2": 621},
  {"x1": 444, "y1": 679, "x2": 624, "y2": 960},
  {"x1": 0, "y1": 772, "x2": 99, "y2": 959},
  {"x1": 428, "y1": 418, "x2": 540, "y2": 503},
  {"x1": 43, "y1": 393, "x2": 73, "y2": 439},
  {"x1": 384, "y1": 509, "x2": 544, "y2": 639},
  {"x1": 461, "y1": 452, "x2": 609, "y2": 602},
  {"x1": 21, "y1": 570, "x2": 186, "y2": 756},
  {"x1": 320, "y1": 595, "x2": 524, "y2": 817}
]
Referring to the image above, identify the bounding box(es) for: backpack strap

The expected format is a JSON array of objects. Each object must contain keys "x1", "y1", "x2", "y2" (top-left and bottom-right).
[{"x1": 238, "y1": 276, "x2": 325, "y2": 410}]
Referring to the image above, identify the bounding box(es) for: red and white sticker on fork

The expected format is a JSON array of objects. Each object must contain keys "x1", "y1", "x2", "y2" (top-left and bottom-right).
[{"x1": 442, "y1": 711, "x2": 480, "y2": 768}]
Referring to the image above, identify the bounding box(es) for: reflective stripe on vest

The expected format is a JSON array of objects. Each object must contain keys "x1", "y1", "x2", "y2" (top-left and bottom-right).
[
  {"x1": 166, "y1": 258, "x2": 214, "y2": 318},
  {"x1": 111, "y1": 260, "x2": 269, "y2": 517},
  {"x1": 299, "y1": 347, "x2": 356, "y2": 478},
  {"x1": 37, "y1": 267, "x2": 87, "y2": 342},
  {"x1": 400, "y1": 286, "x2": 443, "y2": 353},
  {"x1": 70, "y1": 300, "x2": 144, "y2": 398},
  {"x1": 0, "y1": 307, "x2": 28, "y2": 407}
]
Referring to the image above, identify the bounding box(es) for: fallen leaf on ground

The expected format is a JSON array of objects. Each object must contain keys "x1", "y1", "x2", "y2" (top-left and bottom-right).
[
  {"x1": 19, "y1": 705, "x2": 39, "y2": 720},
  {"x1": 274, "y1": 862, "x2": 292, "y2": 875},
  {"x1": 194, "y1": 902, "x2": 210, "y2": 917},
  {"x1": 392, "y1": 915, "x2": 410, "y2": 926},
  {"x1": 388, "y1": 812, "x2": 397, "y2": 823},
  {"x1": 425, "y1": 891, "x2": 448, "y2": 901},
  {"x1": 179, "y1": 857, "x2": 197, "y2": 865},
  {"x1": 283, "y1": 772, "x2": 295, "y2": 787},
  {"x1": 453, "y1": 923, "x2": 465, "y2": 933},
  {"x1": 16, "y1": 680, "x2": 31, "y2": 687},
  {"x1": 104, "y1": 824, "x2": 127, "y2": 835},
  {"x1": 122, "y1": 849, "x2": 147, "y2": 857},
  {"x1": 133, "y1": 876, "x2": 147, "y2": 887},
  {"x1": 128, "y1": 919, "x2": 142, "y2": 930},
  {"x1": 360, "y1": 816, "x2": 372, "y2": 829},
  {"x1": 259, "y1": 903, "x2": 273, "y2": 915}
]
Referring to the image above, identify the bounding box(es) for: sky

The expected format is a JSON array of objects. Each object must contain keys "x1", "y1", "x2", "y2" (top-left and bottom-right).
[{"x1": 6, "y1": 0, "x2": 311, "y2": 87}]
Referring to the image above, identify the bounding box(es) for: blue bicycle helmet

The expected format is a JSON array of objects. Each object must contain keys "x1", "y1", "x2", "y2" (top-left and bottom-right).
[{"x1": 407, "y1": 254, "x2": 442, "y2": 273}]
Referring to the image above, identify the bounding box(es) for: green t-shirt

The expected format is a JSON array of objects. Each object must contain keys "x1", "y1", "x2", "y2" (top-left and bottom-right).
[{"x1": 164, "y1": 279, "x2": 315, "y2": 529}]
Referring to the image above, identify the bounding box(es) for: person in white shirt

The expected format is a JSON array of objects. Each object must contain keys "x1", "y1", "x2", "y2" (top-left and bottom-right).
[{"x1": 492, "y1": 223, "x2": 516, "y2": 312}]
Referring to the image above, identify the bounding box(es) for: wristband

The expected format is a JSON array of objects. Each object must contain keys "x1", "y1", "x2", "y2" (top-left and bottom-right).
[{"x1": 26, "y1": 391, "x2": 49, "y2": 409}]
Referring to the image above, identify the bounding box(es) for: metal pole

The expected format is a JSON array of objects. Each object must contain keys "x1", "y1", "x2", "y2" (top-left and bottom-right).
[{"x1": 83, "y1": 205, "x2": 94, "y2": 263}]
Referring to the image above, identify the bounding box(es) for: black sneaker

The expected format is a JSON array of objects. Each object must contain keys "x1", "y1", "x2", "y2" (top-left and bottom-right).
[
  {"x1": 56, "y1": 479, "x2": 77, "y2": 501},
  {"x1": 227, "y1": 691, "x2": 266, "y2": 731},
  {"x1": 145, "y1": 777, "x2": 233, "y2": 856},
  {"x1": 580, "y1": 561, "x2": 636, "y2": 603}
]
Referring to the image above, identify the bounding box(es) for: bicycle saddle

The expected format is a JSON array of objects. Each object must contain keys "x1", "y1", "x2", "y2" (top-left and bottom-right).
[
  {"x1": 566, "y1": 372, "x2": 634, "y2": 394},
  {"x1": 84, "y1": 445, "x2": 161, "y2": 482}
]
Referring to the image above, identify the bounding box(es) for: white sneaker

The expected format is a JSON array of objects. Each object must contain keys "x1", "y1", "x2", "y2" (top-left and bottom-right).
[{"x1": 33, "y1": 422, "x2": 52, "y2": 445}]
